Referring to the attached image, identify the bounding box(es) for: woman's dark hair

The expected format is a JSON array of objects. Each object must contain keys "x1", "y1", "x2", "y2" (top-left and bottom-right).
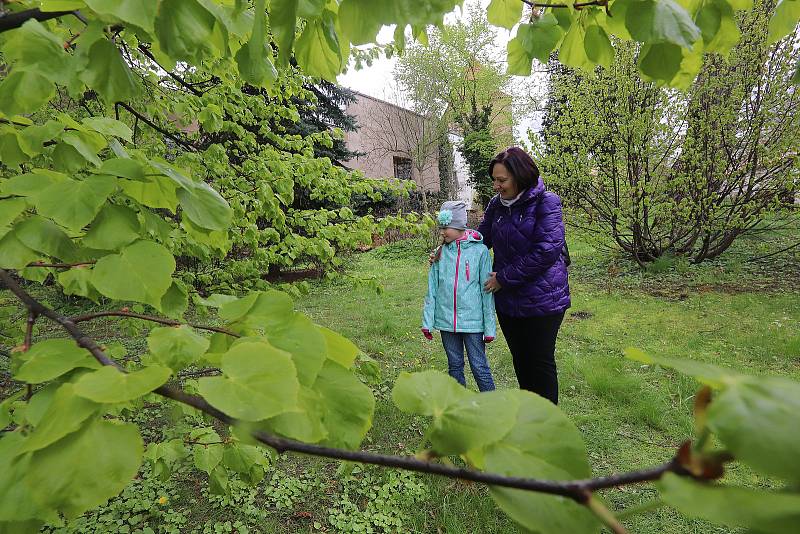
[{"x1": 488, "y1": 146, "x2": 540, "y2": 191}]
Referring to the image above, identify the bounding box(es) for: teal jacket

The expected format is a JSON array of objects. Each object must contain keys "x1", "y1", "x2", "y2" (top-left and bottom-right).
[{"x1": 422, "y1": 230, "x2": 497, "y2": 337}]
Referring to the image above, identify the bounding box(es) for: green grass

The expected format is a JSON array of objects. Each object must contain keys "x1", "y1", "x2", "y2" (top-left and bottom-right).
[{"x1": 3, "y1": 226, "x2": 800, "y2": 533}]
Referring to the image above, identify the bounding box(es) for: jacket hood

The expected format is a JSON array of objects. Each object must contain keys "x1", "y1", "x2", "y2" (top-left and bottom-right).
[
  {"x1": 515, "y1": 177, "x2": 545, "y2": 207},
  {"x1": 454, "y1": 229, "x2": 484, "y2": 246}
]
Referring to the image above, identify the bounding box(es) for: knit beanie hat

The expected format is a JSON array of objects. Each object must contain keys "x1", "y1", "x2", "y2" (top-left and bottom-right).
[{"x1": 437, "y1": 200, "x2": 467, "y2": 230}]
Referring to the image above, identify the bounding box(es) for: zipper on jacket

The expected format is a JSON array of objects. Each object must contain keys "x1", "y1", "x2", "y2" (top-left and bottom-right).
[
  {"x1": 453, "y1": 241, "x2": 461, "y2": 330},
  {"x1": 465, "y1": 260, "x2": 470, "y2": 281}
]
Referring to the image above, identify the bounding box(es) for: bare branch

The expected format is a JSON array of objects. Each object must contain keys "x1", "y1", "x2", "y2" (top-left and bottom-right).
[{"x1": 69, "y1": 310, "x2": 239, "y2": 338}]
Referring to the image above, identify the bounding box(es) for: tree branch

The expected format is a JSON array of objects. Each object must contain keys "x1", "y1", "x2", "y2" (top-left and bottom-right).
[
  {"x1": 26, "y1": 261, "x2": 96, "y2": 269},
  {"x1": 115, "y1": 102, "x2": 197, "y2": 152},
  {"x1": 0, "y1": 267, "x2": 713, "y2": 505},
  {"x1": 69, "y1": 310, "x2": 239, "y2": 338},
  {"x1": 137, "y1": 45, "x2": 205, "y2": 97},
  {"x1": 0, "y1": 9, "x2": 84, "y2": 34}
]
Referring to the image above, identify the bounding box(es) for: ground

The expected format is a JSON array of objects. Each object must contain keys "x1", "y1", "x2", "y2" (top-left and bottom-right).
[{"x1": 2, "y1": 222, "x2": 799, "y2": 533}]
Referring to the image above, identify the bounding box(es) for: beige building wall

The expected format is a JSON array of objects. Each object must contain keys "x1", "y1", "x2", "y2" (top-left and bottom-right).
[{"x1": 344, "y1": 92, "x2": 440, "y2": 194}]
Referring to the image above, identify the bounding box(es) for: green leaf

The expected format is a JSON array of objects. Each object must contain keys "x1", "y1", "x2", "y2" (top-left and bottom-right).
[
  {"x1": 176, "y1": 182, "x2": 233, "y2": 231},
  {"x1": 695, "y1": 0, "x2": 740, "y2": 55},
  {"x1": 14, "y1": 215, "x2": 80, "y2": 261},
  {"x1": 0, "y1": 198, "x2": 27, "y2": 228},
  {"x1": 270, "y1": 0, "x2": 298, "y2": 65},
  {"x1": 623, "y1": 347, "x2": 738, "y2": 388},
  {"x1": 428, "y1": 389, "x2": 518, "y2": 456},
  {"x1": 0, "y1": 231, "x2": 39, "y2": 270},
  {"x1": 295, "y1": 14, "x2": 343, "y2": 81},
  {"x1": 90, "y1": 240, "x2": 176, "y2": 309},
  {"x1": 60, "y1": 131, "x2": 107, "y2": 167},
  {"x1": 154, "y1": 0, "x2": 219, "y2": 63},
  {"x1": 638, "y1": 42, "x2": 684, "y2": 84},
  {"x1": 58, "y1": 267, "x2": 101, "y2": 301},
  {"x1": 14, "y1": 339, "x2": 101, "y2": 384},
  {"x1": 235, "y1": 0, "x2": 278, "y2": 88},
  {"x1": 392, "y1": 370, "x2": 471, "y2": 417},
  {"x1": 82, "y1": 204, "x2": 141, "y2": 250},
  {"x1": 198, "y1": 341, "x2": 299, "y2": 421},
  {"x1": 18, "y1": 384, "x2": 99, "y2": 454},
  {"x1": 119, "y1": 175, "x2": 179, "y2": 210},
  {"x1": 222, "y1": 443, "x2": 269, "y2": 484},
  {"x1": 625, "y1": 0, "x2": 701, "y2": 48},
  {"x1": 267, "y1": 313, "x2": 327, "y2": 386},
  {"x1": 32, "y1": 175, "x2": 117, "y2": 232},
  {"x1": 0, "y1": 170, "x2": 67, "y2": 197},
  {"x1": 0, "y1": 129, "x2": 28, "y2": 167},
  {"x1": 584, "y1": 24, "x2": 614, "y2": 68},
  {"x1": 338, "y1": 0, "x2": 382, "y2": 45},
  {"x1": 81, "y1": 117, "x2": 133, "y2": 142},
  {"x1": 319, "y1": 325, "x2": 359, "y2": 368},
  {"x1": 84, "y1": 0, "x2": 158, "y2": 32},
  {"x1": 0, "y1": 71, "x2": 54, "y2": 117},
  {"x1": 98, "y1": 158, "x2": 146, "y2": 181},
  {"x1": 0, "y1": 433, "x2": 59, "y2": 525},
  {"x1": 507, "y1": 18, "x2": 563, "y2": 75},
  {"x1": 657, "y1": 473, "x2": 800, "y2": 533},
  {"x1": 79, "y1": 39, "x2": 139, "y2": 104},
  {"x1": 73, "y1": 365, "x2": 172, "y2": 403},
  {"x1": 1, "y1": 20, "x2": 71, "y2": 85},
  {"x1": 160, "y1": 280, "x2": 189, "y2": 319},
  {"x1": 25, "y1": 419, "x2": 142, "y2": 519},
  {"x1": 487, "y1": 0, "x2": 523, "y2": 29},
  {"x1": 264, "y1": 386, "x2": 328, "y2": 443},
  {"x1": 707, "y1": 376, "x2": 800, "y2": 482},
  {"x1": 314, "y1": 360, "x2": 374, "y2": 449},
  {"x1": 768, "y1": 0, "x2": 800, "y2": 44},
  {"x1": 147, "y1": 325, "x2": 210, "y2": 371},
  {"x1": 219, "y1": 290, "x2": 294, "y2": 330},
  {"x1": 559, "y1": 22, "x2": 593, "y2": 72},
  {"x1": 18, "y1": 121, "x2": 64, "y2": 156}
]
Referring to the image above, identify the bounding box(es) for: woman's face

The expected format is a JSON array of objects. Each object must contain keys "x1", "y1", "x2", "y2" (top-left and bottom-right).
[{"x1": 492, "y1": 163, "x2": 519, "y2": 199}]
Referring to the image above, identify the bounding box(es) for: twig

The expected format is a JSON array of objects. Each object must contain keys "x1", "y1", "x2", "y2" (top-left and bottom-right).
[
  {"x1": 115, "y1": 102, "x2": 197, "y2": 152},
  {"x1": 0, "y1": 8, "x2": 83, "y2": 33},
  {"x1": 178, "y1": 368, "x2": 221, "y2": 379},
  {"x1": 26, "y1": 261, "x2": 96, "y2": 269},
  {"x1": 137, "y1": 45, "x2": 205, "y2": 97},
  {"x1": 69, "y1": 310, "x2": 239, "y2": 338},
  {"x1": 23, "y1": 310, "x2": 37, "y2": 400},
  {"x1": 0, "y1": 267, "x2": 716, "y2": 504},
  {"x1": 520, "y1": 0, "x2": 606, "y2": 8}
]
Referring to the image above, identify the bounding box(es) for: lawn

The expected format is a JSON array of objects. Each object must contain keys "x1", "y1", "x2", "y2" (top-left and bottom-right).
[{"x1": 4, "y1": 224, "x2": 799, "y2": 533}]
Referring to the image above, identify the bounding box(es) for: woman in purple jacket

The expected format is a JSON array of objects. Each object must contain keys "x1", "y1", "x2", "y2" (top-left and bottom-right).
[{"x1": 478, "y1": 147, "x2": 570, "y2": 404}]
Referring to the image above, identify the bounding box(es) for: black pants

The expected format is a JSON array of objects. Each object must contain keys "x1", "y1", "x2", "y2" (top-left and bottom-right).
[{"x1": 497, "y1": 311, "x2": 565, "y2": 405}]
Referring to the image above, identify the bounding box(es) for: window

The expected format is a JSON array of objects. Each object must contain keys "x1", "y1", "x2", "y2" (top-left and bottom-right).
[{"x1": 393, "y1": 156, "x2": 412, "y2": 180}]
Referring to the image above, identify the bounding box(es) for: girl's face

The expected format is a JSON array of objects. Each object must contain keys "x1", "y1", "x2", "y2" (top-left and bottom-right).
[
  {"x1": 492, "y1": 163, "x2": 520, "y2": 199},
  {"x1": 440, "y1": 227, "x2": 464, "y2": 243}
]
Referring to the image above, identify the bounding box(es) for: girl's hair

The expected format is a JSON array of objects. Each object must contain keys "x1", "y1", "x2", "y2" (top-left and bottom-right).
[{"x1": 488, "y1": 146, "x2": 540, "y2": 191}]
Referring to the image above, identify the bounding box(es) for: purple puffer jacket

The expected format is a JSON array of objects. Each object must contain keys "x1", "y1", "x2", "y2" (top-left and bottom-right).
[{"x1": 477, "y1": 178, "x2": 571, "y2": 317}]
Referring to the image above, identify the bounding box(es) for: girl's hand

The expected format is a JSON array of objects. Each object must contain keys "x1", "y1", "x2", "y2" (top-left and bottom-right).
[
  {"x1": 484, "y1": 272, "x2": 502, "y2": 293},
  {"x1": 483, "y1": 336, "x2": 494, "y2": 343},
  {"x1": 421, "y1": 328, "x2": 433, "y2": 340}
]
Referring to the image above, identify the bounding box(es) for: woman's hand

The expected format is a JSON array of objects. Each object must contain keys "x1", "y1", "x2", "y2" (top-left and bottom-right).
[{"x1": 484, "y1": 272, "x2": 502, "y2": 293}]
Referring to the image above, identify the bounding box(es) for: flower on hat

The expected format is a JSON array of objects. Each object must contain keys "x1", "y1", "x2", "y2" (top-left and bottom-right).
[{"x1": 437, "y1": 210, "x2": 453, "y2": 226}]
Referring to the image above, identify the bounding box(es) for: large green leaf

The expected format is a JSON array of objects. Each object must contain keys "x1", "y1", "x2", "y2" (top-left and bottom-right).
[
  {"x1": 270, "y1": 0, "x2": 298, "y2": 65},
  {"x1": 319, "y1": 325, "x2": 359, "y2": 368},
  {"x1": 235, "y1": 0, "x2": 278, "y2": 88},
  {"x1": 0, "y1": 129, "x2": 27, "y2": 167},
  {"x1": 295, "y1": 14, "x2": 342, "y2": 81},
  {"x1": 264, "y1": 386, "x2": 328, "y2": 443},
  {"x1": 768, "y1": 0, "x2": 800, "y2": 44},
  {"x1": 0, "y1": 198, "x2": 26, "y2": 228},
  {"x1": 90, "y1": 240, "x2": 176, "y2": 308},
  {"x1": 60, "y1": 131, "x2": 107, "y2": 168},
  {"x1": 0, "y1": 432, "x2": 60, "y2": 525},
  {"x1": 1, "y1": 20, "x2": 71, "y2": 85},
  {"x1": 695, "y1": 0, "x2": 740, "y2": 55},
  {"x1": 14, "y1": 339, "x2": 101, "y2": 384},
  {"x1": 154, "y1": 0, "x2": 219, "y2": 63},
  {"x1": 73, "y1": 365, "x2": 172, "y2": 403},
  {"x1": 14, "y1": 215, "x2": 80, "y2": 261},
  {"x1": 507, "y1": 18, "x2": 563, "y2": 75},
  {"x1": 79, "y1": 39, "x2": 139, "y2": 104},
  {"x1": 584, "y1": 24, "x2": 614, "y2": 68},
  {"x1": 0, "y1": 231, "x2": 39, "y2": 270},
  {"x1": 58, "y1": 267, "x2": 101, "y2": 301},
  {"x1": 160, "y1": 279, "x2": 189, "y2": 319},
  {"x1": 32, "y1": 175, "x2": 117, "y2": 232},
  {"x1": 18, "y1": 121, "x2": 65, "y2": 156},
  {"x1": 314, "y1": 359, "x2": 374, "y2": 449},
  {"x1": 0, "y1": 70, "x2": 54, "y2": 117},
  {"x1": 193, "y1": 443, "x2": 224, "y2": 474},
  {"x1": 98, "y1": 157, "x2": 146, "y2": 180},
  {"x1": 147, "y1": 325, "x2": 210, "y2": 371},
  {"x1": 119, "y1": 175, "x2": 179, "y2": 210},
  {"x1": 0, "y1": 170, "x2": 67, "y2": 197},
  {"x1": 84, "y1": 0, "x2": 159, "y2": 32},
  {"x1": 151, "y1": 161, "x2": 232, "y2": 230},
  {"x1": 82, "y1": 204, "x2": 141, "y2": 250},
  {"x1": 198, "y1": 341, "x2": 299, "y2": 421},
  {"x1": 638, "y1": 42, "x2": 684, "y2": 84},
  {"x1": 222, "y1": 442, "x2": 270, "y2": 484},
  {"x1": 218, "y1": 290, "x2": 294, "y2": 329},
  {"x1": 81, "y1": 117, "x2": 133, "y2": 142},
  {"x1": 559, "y1": 22, "x2": 593, "y2": 72},
  {"x1": 24, "y1": 419, "x2": 142, "y2": 519},
  {"x1": 338, "y1": 0, "x2": 382, "y2": 45},
  {"x1": 625, "y1": 0, "x2": 701, "y2": 48},
  {"x1": 487, "y1": 0, "x2": 522, "y2": 29},
  {"x1": 18, "y1": 384, "x2": 99, "y2": 454},
  {"x1": 268, "y1": 313, "x2": 328, "y2": 386},
  {"x1": 707, "y1": 376, "x2": 800, "y2": 482},
  {"x1": 392, "y1": 370, "x2": 471, "y2": 417},
  {"x1": 428, "y1": 389, "x2": 519, "y2": 456},
  {"x1": 658, "y1": 473, "x2": 800, "y2": 533}
]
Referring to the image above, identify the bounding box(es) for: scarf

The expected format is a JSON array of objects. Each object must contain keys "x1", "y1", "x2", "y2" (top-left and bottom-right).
[{"x1": 499, "y1": 190, "x2": 524, "y2": 207}]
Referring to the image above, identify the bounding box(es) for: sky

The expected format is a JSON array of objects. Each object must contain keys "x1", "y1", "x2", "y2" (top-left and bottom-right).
[{"x1": 335, "y1": 0, "x2": 545, "y2": 140}]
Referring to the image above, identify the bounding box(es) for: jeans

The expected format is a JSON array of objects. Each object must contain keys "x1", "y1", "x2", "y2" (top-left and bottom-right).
[
  {"x1": 440, "y1": 331, "x2": 496, "y2": 392},
  {"x1": 497, "y1": 312, "x2": 565, "y2": 404}
]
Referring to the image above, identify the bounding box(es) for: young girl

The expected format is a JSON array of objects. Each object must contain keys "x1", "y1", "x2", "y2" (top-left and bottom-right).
[{"x1": 422, "y1": 201, "x2": 497, "y2": 392}]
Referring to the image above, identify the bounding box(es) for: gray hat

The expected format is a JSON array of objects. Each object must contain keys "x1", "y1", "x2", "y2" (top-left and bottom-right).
[{"x1": 437, "y1": 200, "x2": 467, "y2": 230}]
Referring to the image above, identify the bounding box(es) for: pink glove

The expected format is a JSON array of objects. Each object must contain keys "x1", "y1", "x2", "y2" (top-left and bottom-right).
[
  {"x1": 483, "y1": 336, "x2": 494, "y2": 343},
  {"x1": 421, "y1": 328, "x2": 433, "y2": 340}
]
